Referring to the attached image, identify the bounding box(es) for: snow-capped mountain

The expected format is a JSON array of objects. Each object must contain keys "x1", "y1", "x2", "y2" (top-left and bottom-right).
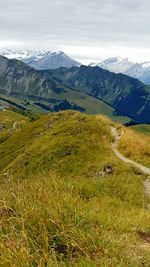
[
  {"x1": 91, "y1": 57, "x2": 134, "y2": 73},
  {"x1": 2, "y1": 49, "x2": 150, "y2": 84},
  {"x1": 31, "y1": 51, "x2": 81, "y2": 70},
  {"x1": 0, "y1": 49, "x2": 46, "y2": 61},
  {"x1": 90, "y1": 57, "x2": 150, "y2": 84},
  {"x1": 0, "y1": 49, "x2": 81, "y2": 70}
]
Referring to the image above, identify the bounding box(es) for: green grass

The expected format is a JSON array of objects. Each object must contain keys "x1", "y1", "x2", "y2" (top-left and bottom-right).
[
  {"x1": 0, "y1": 109, "x2": 29, "y2": 127},
  {"x1": 0, "y1": 111, "x2": 112, "y2": 178},
  {"x1": 0, "y1": 110, "x2": 150, "y2": 266}
]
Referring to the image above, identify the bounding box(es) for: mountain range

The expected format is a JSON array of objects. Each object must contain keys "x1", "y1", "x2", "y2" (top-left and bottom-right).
[
  {"x1": 0, "y1": 55, "x2": 124, "y2": 120},
  {"x1": 1, "y1": 50, "x2": 150, "y2": 84},
  {"x1": 0, "y1": 49, "x2": 81, "y2": 70},
  {"x1": 91, "y1": 57, "x2": 150, "y2": 84},
  {"x1": 0, "y1": 55, "x2": 149, "y2": 123}
]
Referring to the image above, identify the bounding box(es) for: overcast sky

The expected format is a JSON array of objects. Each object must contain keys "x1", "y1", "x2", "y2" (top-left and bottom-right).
[{"x1": 0, "y1": 0, "x2": 150, "y2": 63}]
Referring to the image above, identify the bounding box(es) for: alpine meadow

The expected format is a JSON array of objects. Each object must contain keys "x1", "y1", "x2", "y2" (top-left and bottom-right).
[{"x1": 0, "y1": 1, "x2": 150, "y2": 266}]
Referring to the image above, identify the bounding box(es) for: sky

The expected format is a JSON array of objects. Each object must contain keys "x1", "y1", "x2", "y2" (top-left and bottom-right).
[{"x1": 0, "y1": 0, "x2": 150, "y2": 64}]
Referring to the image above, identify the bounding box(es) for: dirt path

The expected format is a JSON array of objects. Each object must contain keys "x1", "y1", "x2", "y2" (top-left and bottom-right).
[
  {"x1": 111, "y1": 127, "x2": 150, "y2": 176},
  {"x1": 13, "y1": 122, "x2": 17, "y2": 130},
  {"x1": 111, "y1": 127, "x2": 150, "y2": 206}
]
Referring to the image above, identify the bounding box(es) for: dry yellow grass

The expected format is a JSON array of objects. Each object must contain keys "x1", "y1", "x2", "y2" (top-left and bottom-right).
[
  {"x1": 119, "y1": 127, "x2": 150, "y2": 168},
  {"x1": 1, "y1": 171, "x2": 150, "y2": 267}
]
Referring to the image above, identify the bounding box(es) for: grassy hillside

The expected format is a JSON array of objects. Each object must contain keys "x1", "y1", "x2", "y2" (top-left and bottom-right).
[
  {"x1": 0, "y1": 111, "x2": 150, "y2": 266},
  {"x1": 130, "y1": 124, "x2": 150, "y2": 135},
  {"x1": 0, "y1": 109, "x2": 30, "y2": 144},
  {"x1": 0, "y1": 109, "x2": 29, "y2": 128},
  {"x1": 0, "y1": 111, "x2": 113, "y2": 178}
]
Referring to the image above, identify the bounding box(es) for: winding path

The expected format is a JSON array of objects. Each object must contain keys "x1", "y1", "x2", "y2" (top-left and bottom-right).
[{"x1": 111, "y1": 127, "x2": 150, "y2": 176}]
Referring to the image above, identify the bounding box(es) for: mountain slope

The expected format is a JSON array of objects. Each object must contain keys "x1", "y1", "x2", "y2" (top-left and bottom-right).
[
  {"x1": 0, "y1": 49, "x2": 81, "y2": 70},
  {"x1": 0, "y1": 55, "x2": 69, "y2": 97},
  {"x1": 50, "y1": 65, "x2": 150, "y2": 123},
  {"x1": 1, "y1": 110, "x2": 150, "y2": 266}
]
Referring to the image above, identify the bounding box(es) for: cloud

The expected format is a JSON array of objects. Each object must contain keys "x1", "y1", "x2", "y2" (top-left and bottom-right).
[{"x1": 0, "y1": 0, "x2": 150, "y2": 62}]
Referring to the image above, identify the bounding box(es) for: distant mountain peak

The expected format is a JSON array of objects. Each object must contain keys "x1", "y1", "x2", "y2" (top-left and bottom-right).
[
  {"x1": 0, "y1": 49, "x2": 81, "y2": 70},
  {"x1": 102, "y1": 56, "x2": 124, "y2": 64}
]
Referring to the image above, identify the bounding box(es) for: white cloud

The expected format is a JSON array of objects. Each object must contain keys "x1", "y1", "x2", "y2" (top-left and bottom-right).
[{"x1": 0, "y1": 0, "x2": 150, "y2": 63}]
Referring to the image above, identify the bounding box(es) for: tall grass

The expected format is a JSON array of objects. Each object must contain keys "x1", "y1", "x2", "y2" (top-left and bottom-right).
[
  {"x1": 1, "y1": 169, "x2": 150, "y2": 266},
  {"x1": 119, "y1": 127, "x2": 150, "y2": 168}
]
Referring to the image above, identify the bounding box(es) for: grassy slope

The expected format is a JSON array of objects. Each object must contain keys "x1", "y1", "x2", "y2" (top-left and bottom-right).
[
  {"x1": 0, "y1": 109, "x2": 29, "y2": 128},
  {"x1": 130, "y1": 124, "x2": 150, "y2": 135},
  {"x1": 118, "y1": 126, "x2": 150, "y2": 168},
  {"x1": 0, "y1": 109, "x2": 29, "y2": 144},
  {"x1": 0, "y1": 111, "x2": 150, "y2": 266},
  {"x1": 0, "y1": 111, "x2": 113, "y2": 178}
]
